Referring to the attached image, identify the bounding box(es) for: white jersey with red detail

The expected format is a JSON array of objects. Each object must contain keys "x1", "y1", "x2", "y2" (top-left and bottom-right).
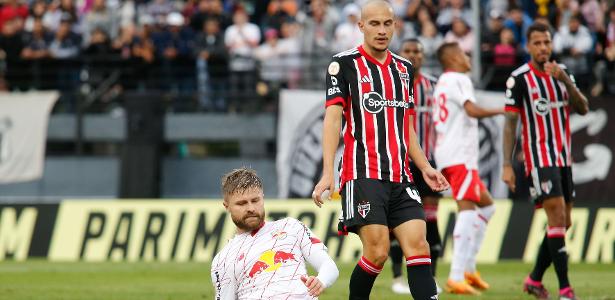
[
  {"x1": 211, "y1": 218, "x2": 333, "y2": 300},
  {"x1": 432, "y1": 71, "x2": 479, "y2": 170}
]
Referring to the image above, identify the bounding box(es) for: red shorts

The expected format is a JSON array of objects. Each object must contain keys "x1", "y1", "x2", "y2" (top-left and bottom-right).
[{"x1": 441, "y1": 164, "x2": 487, "y2": 202}]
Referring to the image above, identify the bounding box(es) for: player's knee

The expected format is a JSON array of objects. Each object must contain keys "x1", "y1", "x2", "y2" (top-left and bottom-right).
[{"x1": 407, "y1": 238, "x2": 430, "y2": 255}]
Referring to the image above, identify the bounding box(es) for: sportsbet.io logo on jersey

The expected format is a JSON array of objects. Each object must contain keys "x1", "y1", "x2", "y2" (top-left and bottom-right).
[
  {"x1": 362, "y1": 92, "x2": 411, "y2": 114},
  {"x1": 534, "y1": 98, "x2": 568, "y2": 116}
]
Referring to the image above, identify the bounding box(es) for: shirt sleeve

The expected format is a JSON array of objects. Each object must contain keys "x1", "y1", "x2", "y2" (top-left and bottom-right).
[
  {"x1": 325, "y1": 57, "x2": 350, "y2": 108},
  {"x1": 504, "y1": 75, "x2": 523, "y2": 113},
  {"x1": 211, "y1": 254, "x2": 238, "y2": 300},
  {"x1": 457, "y1": 75, "x2": 477, "y2": 105},
  {"x1": 296, "y1": 220, "x2": 339, "y2": 288}
]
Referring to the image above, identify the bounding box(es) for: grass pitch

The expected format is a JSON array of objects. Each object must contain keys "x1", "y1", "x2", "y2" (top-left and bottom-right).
[{"x1": 0, "y1": 260, "x2": 614, "y2": 299}]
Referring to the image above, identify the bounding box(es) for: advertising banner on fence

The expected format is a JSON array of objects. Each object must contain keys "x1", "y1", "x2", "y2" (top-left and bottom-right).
[
  {"x1": 277, "y1": 89, "x2": 509, "y2": 199},
  {"x1": 277, "y1": 90, "x2": 614, "y2": 201},
  {"x1": 1, "y1": 200, "x2": 613, "y2": 263}
]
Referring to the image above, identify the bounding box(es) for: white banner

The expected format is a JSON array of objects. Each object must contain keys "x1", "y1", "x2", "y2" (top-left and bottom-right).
[
  {"x1": 277, "y1": 89, "x2": 508, "y2": 199},
  {"x1": 0, "y1": 92, "x2": 58, "y2": 183}
]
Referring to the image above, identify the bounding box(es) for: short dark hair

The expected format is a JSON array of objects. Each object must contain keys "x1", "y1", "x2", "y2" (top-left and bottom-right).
[
  {"x1": 221, "y1": 168, "x2": 263, "y2": 201},
  {"x1": 436, "y1": 42, "x2": 459, "y2": 65},
  {"x1": 401, "y1": 38, "x2": 423, "y2": 50},
  {"x1": 526, "y1": 22, "x2": 550, "y2": 42}
]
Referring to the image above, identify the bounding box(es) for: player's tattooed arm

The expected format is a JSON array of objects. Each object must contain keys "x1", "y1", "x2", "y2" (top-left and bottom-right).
[
  {"x1": 545, "y1": 61, "x2": 589, "y2": 115},
  {"x1": 501, "y1": 111, "x2": 519, "y2": 192}
]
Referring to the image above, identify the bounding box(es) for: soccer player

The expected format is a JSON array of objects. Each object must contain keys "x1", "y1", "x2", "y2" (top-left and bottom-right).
[
  {"x1": 211, "y1": 168, "x2": 339, "y2": 299},
  {"x1": 502, "y1": 23, "x2": 588, "y2": 300},
  {"x1": 312, "y1": 1, "x2": 449, "y2": 299},
  {"x1": 432, "y1": 42, "x2": 502, "y2": 295},
  {"x1": 388, "y1": 38, "x2": 443, "y2": 295}
]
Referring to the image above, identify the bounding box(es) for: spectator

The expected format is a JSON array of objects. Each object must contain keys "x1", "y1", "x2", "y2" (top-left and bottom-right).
[
  {"x1": 0, "y1": 17, "x2": 25, "y2": 89},
  {"x1": 333, "y1": 3, "x2": 362, "y2": 52},
  {"x1": 504, "y1": 6, "x2": 532, "y2": 48},
  {"x1": 444, "y1": 18, "x2": 475, "y2": 54},
  {"x1": 390, "y1": 16, "x2": 417, "y2": 52},
  {"x1": 406, "y1": 0, "x2": 437, "y2": 21},
  {"x1": 224, "y1": 7, "x2": 260, "y2": 111},
  {"x1": 493, "y1": 27, "x2": 517, "y2": 66},
  {"x1": 591, "y1": 6, "x2": 615, "y2": 96},
  {"x1": 190, "y1": 0, "x2": 230, "y2": 32},
  {"x1": 300, "y1": 0, "x2": 338, "y2": 55},
  {"x1": 24, "y1": 0, "x2": 47, "y2": 32},
  {"x1": 83, "y1": 0, "x2": 120, "y2": 45},
  {"x1": 0, "y1": 0, "x2": 28, "y2": 32},
  {"x1": 579, "y1": 0, "x2": 604, "y2": 33},
  {"x1": 277, "y1": 17, "x2": 301, "y2": 88},
  {"x1": 21, "y1": 18, "x2": 52, "y2": 60},
  {"x1": 194, "y1": 18, "x2": 228, "y2": 111},
  {"x1": 418, "y1": 20, "x2": 443, "y2": 74},
  {"x1": 113, "y1": 24, "x2": 137, "y2": 59},
  {"x1": 261, "y1": 0, "x2": 298, "y2": 32},
  {"x1": 481, "y1": 10, "x2": 505, "y2": 51},
  {"x1": 389, "y1": 0, "x2": 411, "y2": 17},
  {"x1": 152, "y1": 12, "x2": 195, "y2": 92},
  {"x1": 83, "y1": 27, "x2": 115, "y2": 56},
  {"x1": 145, "y1": 0, "x2": 177, "y2": 25},
  {"x1": 436, "y1": 0, "x2": 472, "y2": 33},
  {"x1": 300, "y1": 0, "x2": 338, "y2": 88},
  {"x1": 43, "y1": 0, "x2": 80, "y2": 33},
  {"x1": 553, "y1": 15, "x2": 593, "y2": 79},
  {"x1": 550, "y1": 0, "x2": 579, "y2": 29},
  {"x1": 49, "y1": 17, "x2": 81, "y2": 59}
]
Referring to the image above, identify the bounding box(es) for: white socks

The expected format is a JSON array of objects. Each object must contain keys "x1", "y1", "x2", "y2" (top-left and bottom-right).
[
  {"x1": 466, "y1": 204, "x2": 495, "y2": 273},
  {"x1": 449, "y1": 210, "x2": 476, "y2": 281}
]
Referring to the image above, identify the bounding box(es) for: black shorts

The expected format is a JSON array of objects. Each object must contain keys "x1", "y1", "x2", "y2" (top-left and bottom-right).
[
  {"x1": 340, "y1": 178, "x2": 425, "y2": 234},
  {"x1": 528, "y1": 167, "x2": 575, "y2": 204},
  {"x1": 410, "y1": 160, "x2": 443, "y2": 198}
]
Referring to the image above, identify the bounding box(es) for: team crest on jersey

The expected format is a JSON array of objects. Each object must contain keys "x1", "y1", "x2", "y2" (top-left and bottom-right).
[
  {"x1": 541, "y1": 180, "x2": 553, "y2": 194},
  {"x1": 328, "y1": 61, "x2": 340, "y2": 75},
  {"x1": 534, "y1": 98, "x2": 550, "y2": 116},
  {"x1": 357, "y1": 200, "x2": 371, "y2": 218},
  {"x1": 272, "y1": 230, "x2": 288, "y2": 240}
]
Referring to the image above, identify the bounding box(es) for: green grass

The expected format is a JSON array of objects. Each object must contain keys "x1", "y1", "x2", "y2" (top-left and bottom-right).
[{"x1": 0, "y1": 260, "x2": 614, "y2": 299}]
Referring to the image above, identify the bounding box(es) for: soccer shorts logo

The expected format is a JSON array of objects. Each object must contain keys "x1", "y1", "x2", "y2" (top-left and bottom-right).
[
  {"x1": 541, "y1": 180, "x2": 553, "y2": 194},
  {"x1": 358, "y1": 200, "x2": 371, "y2": 218},
  {"x1": 406, "y1": 187, "x2": 422, "y2": 204}
]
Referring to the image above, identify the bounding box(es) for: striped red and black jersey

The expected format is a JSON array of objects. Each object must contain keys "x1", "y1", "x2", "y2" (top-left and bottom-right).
[
  {"x1": 325, "y1": 45, "x2": 416, "y2": 188},
  {"x1": 505, "y1": 62, "x2": 576, "y2": 175},
  {"x1": 413, "y1": 73, "x2": 437, "y2": 160}
]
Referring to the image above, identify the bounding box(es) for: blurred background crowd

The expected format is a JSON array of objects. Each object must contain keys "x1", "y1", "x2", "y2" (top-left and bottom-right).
[{"x1": 0, "y1": 0, "x2": 614, "y2": 113}]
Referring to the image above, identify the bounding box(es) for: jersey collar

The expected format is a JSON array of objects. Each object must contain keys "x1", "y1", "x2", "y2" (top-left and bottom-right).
[
  {"x1": 358, "y1": 45, "x2": 392, "y2": 67},
  {"x1": 528, "y1": 62, "x2": 549, "y2": 78}
]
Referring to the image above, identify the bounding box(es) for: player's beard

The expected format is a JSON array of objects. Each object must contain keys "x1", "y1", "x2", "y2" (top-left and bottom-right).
[{"x1": 232, "y1": 212, "x2": 264, "y2": 232}]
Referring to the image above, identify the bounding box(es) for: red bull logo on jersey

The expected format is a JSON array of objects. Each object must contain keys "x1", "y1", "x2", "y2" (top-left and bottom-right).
[
  {"x1": 362, "y1": 92, "x2": 410, "y2": 114},
  {"x1": 248, "y1": 250, "x2": 297, "y2": 278}
]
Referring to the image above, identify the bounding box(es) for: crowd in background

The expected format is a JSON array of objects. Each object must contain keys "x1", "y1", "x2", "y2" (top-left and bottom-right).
[{"x1": 0, "y1": 0, "x2": 614, "y2": 112}]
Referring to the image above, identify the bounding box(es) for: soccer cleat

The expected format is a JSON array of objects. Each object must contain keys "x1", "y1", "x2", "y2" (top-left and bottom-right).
[
  {"x1": 559, "y1": 287, "x2": 578, "y2": 300},
  {"x1": 523, "y1": 276, "x2": 550, "y2": 300},
  {"x1": 391, "y1": 277, "x2": 411, "y2": 294},
  {"x1": 445, "y1": 279, "x2": 481, "y2": 295},
  {"x1": 465, "y1": 271, "x2": 490, "y2": 290}
]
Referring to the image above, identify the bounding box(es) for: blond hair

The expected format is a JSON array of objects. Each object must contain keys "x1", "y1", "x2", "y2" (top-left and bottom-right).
[{"x1": 221, "y1": 168, "x2": 263, "y2": 201}]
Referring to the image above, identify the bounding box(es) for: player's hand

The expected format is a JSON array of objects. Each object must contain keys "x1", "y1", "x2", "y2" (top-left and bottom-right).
[
  {"x1": 501, "y1": 164, "x2": 516, "y2": 192},
  {"x1": 301, "y1": 275, "x2": 325, "y2": 297},
  {"x1": 312, "y1": 175, "x2": 334, "y2": 208},
  {"x1": 422, "y1": 167, "x2": 449, "y2": 192},
  {"x1": 544, "y1": 60, "x2": 567, "y2": 82}
]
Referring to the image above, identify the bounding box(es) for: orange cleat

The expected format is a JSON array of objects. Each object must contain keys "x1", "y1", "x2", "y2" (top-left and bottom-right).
[
  {"x1": 465, "y1": 271, "x2": 490, "y2": 290},
  {"x1": 446, "y1": 279, "x2": 481, "y2": 295}
]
